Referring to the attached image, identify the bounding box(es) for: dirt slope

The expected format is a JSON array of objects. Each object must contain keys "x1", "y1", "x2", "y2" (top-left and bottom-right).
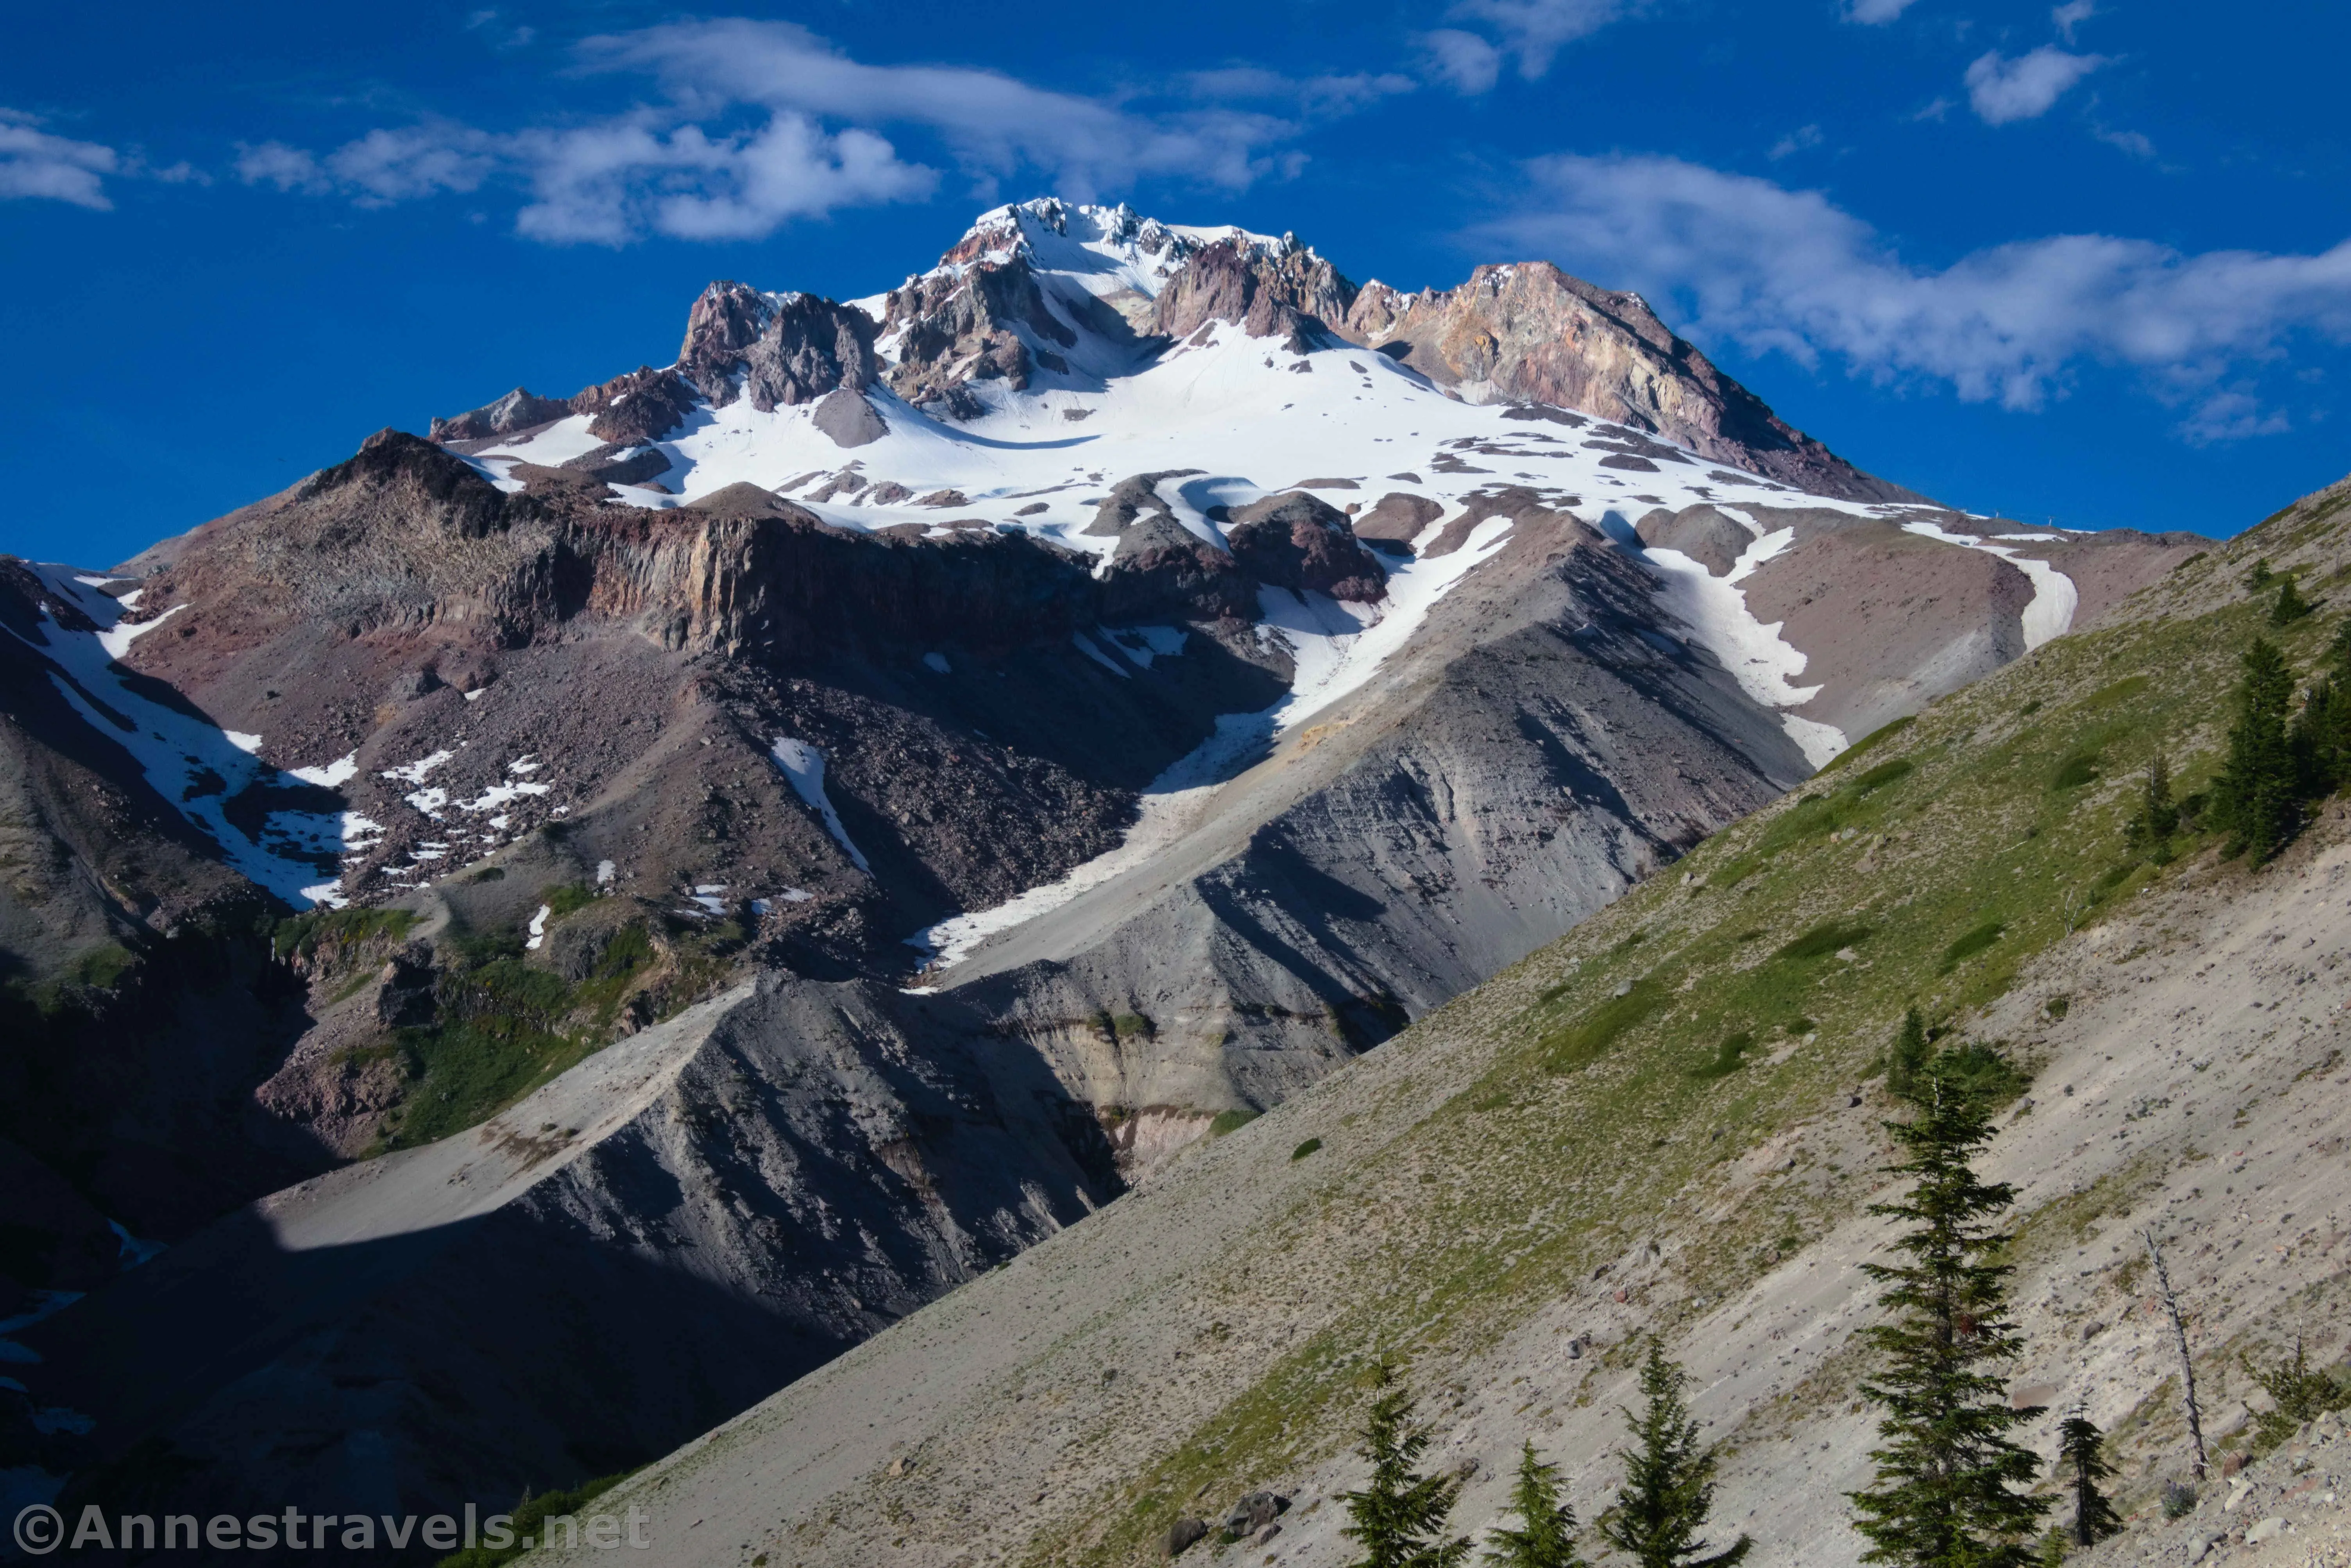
[{"x1": 546, "y1": 479, "x2": 2351, "y2": 1568}]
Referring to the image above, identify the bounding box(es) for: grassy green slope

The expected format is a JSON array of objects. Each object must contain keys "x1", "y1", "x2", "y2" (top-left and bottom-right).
[{"x1": 1018, "y1": 481, "x2": 2351, "y2": 1565}]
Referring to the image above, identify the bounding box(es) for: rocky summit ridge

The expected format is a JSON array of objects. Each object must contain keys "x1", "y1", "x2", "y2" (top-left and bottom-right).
[{"x1": 0, "y1": 196, "x2": 2209, "y2": 1548}]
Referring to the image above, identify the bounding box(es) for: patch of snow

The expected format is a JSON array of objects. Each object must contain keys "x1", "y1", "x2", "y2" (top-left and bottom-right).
[
  {"x1": 1641, "y1": 527, "x2": 1847, "y2": 770},
  {"x1": 1072, "y1": 630, "x2": 1131, "y2": 677},
  {"x1": 405, "y1": 786, "x2": 449, "y2": 818},
  {"x1": 464, "y1": 688, "x2": 487, "y2": 702},
  {"x1": 1, "y1": 568, "x2": 369, "y2": 906},
  {"x1": 769, "y1": 737, "x2": 873, "y2": 872},
  {"x1": 1260, "y1": 514, "x2": 1514, "y2": 734},
  {"x1": 458, "y1": 779, "x2": 552, "y2": 813},
  {"x1": 923, "y1": 652, "x2": 952, "y2": 674},
  {"x1": 906, "y1": 707, "x2": 1274, "y2": 974},
  {"x1": 506, "y1": 756, "x2": 542, "y2": 773},
  {"x1": 291, "y1": 751, "x2": 358, "y2": 786},
  {"x1": 1103, "y1": 625, "x2": 1188, "y2": 668},
  {"x1": 1901, "y1": 520, "x2": 2079, "y2": 650},
  {"x1": 596, "y1": 859, "x2": 616, "y2": 884},
  {"x1": 526, "y1": 904, "x2": 551, "y2": 950},
  {"x1": 382, "y1": 750, "x2": 454, "y2": 785},
  {"x1": 108, "y1": 1220, "x2": 164, "y2": 1267}
]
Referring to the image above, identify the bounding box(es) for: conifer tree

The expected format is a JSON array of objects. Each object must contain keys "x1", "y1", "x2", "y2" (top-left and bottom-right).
[
  {"x1": 1887, "y1": 1008, "x2": 1931, "y2": 1099},
  {"x1": 2123, "y1": 755, "x2": 2179, "y2": 859},
  {"x1": 2210, "y1": 637, "x2": 2301, "y2": 863},
  {"x1": 1483, "y1": 1443, "x2": 1588, "y2": 1568},
  {"x1": 2055, "y1": 1410, "x2": 2122, "y2": 1547},
  {"x1": 1597, "y1": 1342, "x2": 1750, "y2": 1568},
  {"x1": 2271, "y1": 578, "x2": 2316, "y2": 626},
  {"x1": 1342, "y1": 1360, "x2": 1471, "y2": 1568},
  {"x1": 1849, "y1": 1064, "x2": 2050, "y2": 1568}
]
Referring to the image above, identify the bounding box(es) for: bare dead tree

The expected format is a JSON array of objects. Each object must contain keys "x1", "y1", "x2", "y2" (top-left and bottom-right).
[{"x1": 2145, "y1": 1227, "x2": 2209, "y2": 1480}]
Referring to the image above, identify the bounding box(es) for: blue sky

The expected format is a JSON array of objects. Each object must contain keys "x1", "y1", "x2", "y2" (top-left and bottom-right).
[{"x1": 5, "y1": 0, "x2": 2349, "y2": 566}]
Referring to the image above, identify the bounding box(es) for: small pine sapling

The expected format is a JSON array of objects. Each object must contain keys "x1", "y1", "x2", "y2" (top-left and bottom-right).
[
  {"x1": 2271, "y1": 577, "x2": 2317, "y2": 626},
  {"x1": 2240, "y1": 1338, "x2": 2351, "y2": 1452},
  {"x1": 1597, "y1": 1342, "x2": 1751, "y2": 1568},
  {"x1": 2123, "y1": 754, "x2": 2180, "y2": 862},
  {"x1": 1483, "y1": 1442, "x2": 1588, "y2": 1568},
  {"x1": 1887, "y1": 1008, "x2": 1931, "y2": 1100},
  {"x1": 2055, "y1": 1410, "x2": 2122, "y2": 1547},
  {"x1": 1342, "y1": 1360, "x2": 1472, "y2": 1568}
]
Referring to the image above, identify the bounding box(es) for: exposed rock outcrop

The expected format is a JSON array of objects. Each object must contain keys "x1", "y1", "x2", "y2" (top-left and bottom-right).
[
  {"x1": 677, "y1": 282, "x2": 879, "y2": 411},
  {"x1": 1343, "y1": 264, "x2": 1918, "y2": 504},
  {"x1": 1151, "y1": 236, "x2": 1355, "y2": 351},
  {"x1": 1224, "y1": 491, "x2": 1387, "y2": 601}
]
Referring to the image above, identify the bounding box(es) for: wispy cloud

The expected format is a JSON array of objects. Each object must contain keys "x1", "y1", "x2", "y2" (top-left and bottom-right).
[
  {"x1": 2051, "y1": 0, "x2": 2098, "y2": 43},
  {"x1": 239, "y1": 19, "x2": 1331, "y2": 243},
  {"x1": 0, "y1": 110, "x2": 120, "y2": 209},
  {"x1": 1477, "y1": 151, "x2": 2351, "y2": 439},
  {"x1": 1417, "y1": 29, "x2": 1504, "y2": 93},
  {"x1": 1843, "y1": 0, "x2": 1923, "y2": 24},
  {"x1": 1768, "y1": 125, "x2": 1823, "y2": 161},
  {"x1": 1964, "y1": 46, "x2": 2107, "y2": 124},
  {"x1": 1439, "y1": 0, "x2": 1640, "y2": 85}
]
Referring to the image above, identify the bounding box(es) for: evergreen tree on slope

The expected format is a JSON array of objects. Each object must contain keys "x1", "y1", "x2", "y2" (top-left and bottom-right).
[
  {"x1": 1598, "y1": 1341, "x2": 1750, "y2": 1568},
  {"x1": 1484, "y1": 1443, "x2": 1588, "y2": 1568},
  {"x1": 2055, "y1": 1410, "x2": 2122, "y2": 1548},
  {"x1": 1849, "y1": 1065, "x2": 2050, "y2": 1568},
  {"x1": 1343, "y1": 1360, "x2": 1471, "y2": 1568},
  {"x1": 2211, "y1": 637, "x2": 2300, "y2": 863}
]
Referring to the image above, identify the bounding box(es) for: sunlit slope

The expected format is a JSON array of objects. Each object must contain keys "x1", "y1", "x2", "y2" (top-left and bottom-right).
[{"x1": 540, "y1": 476, "x2": 2351, "y2": 1568}]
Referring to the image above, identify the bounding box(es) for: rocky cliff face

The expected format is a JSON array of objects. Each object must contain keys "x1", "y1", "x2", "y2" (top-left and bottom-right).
[{"x1": 1344, "y1": 263, "x2": 1919, "y2": 503}]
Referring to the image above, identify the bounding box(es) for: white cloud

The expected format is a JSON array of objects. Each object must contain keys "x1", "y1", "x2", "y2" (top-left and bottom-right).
[
  {"x1": 240, "y1": 20, "x2": 1332, "y2": 242},
  {"x1": 2051, "y1": 0, "x2": 2098, "y2": 43},
  {"x1": 1441, "y1": 0, "x2": 1638, "y2": 82},
  {"x1": 234, "y1": 141, "x2": 329, "y2": 194},
  {"x1": 324, "y1": 121, "x2": 498, "y2": 205},
  {"x1": 1477, "y1": 152, "x2": 2351, "y2": 438},
  {"x1": 0, "y1": 111, "x2": 120, "y2": 209},
  {"x1": 1418, "y1": 29, "x2": 1504, "y2": 94},
  {"x1": 1768, "y1": 125, "x2": 1823, "y2": 161},
  {"x1": 1844, "y1": 0, "x2": 1923, "y2": 23},
  {"x1": 512, "y1": 114, "x2": 934, "y2": 245},
  {"x1": 2094, "y1": 124, "x2": 2156, "y2": 159},
  {"x1": 587, "y1": 19, "x2": 1304, "y2": 198},
  {"x1": 1965, "y1": 46, "x2": 2107, "y2": 124}
]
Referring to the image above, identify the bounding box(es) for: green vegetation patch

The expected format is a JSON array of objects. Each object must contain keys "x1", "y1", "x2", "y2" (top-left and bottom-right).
[
  {"x1": 1776, "y1": 923, "x2": 1872, "y2": 963},
  {"x1": 437, "y1": 1471, "x2": 635, "y2": 1567},
  {"x1": 273, "y1": 906, "x2": 418, "y2": 964},
  {"x1": 1816, "y1": 715, "x2": 1915, "y2": 774},
  {"x1": 1846, "y1": 759, "x2": 1915, "y2": 795},
  {"x1": 1209, "y1": 1109, "x2": 1260, "y2": 1137},
  {"x1": 1290, "y1": 1138, "x2": 1323, "y2": 1162},
  {"x1": 1939, "y1": 920, "x2": 2006, "y2": 972},
  {"x1": 2049, "y1": 752, "x2": 2102, "y2": 790},
  {"x1": 1542, "y1": 976, "x2": 1667, "y2": 1072}
]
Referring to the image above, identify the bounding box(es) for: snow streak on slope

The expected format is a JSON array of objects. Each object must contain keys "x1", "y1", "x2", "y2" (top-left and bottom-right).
[
  {"x1": 1899, "y1": 519, "x2": 2080, "y2": 650},
  {"x1": 770, "y1": 738, "x2": 872, "y2": 873},
  {"x1": 1641, "y1": 527, "x2": 1848, "y2": 770},
  {"x1": 4, "y1": 566, "x2": 368, "y2": 906}
]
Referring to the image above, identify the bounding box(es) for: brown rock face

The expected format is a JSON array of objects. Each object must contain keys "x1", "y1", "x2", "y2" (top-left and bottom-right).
[
  {"x1": 1224, "y1": 492, "x2": 1388, "y2": 602},
  {"x1": 571, "y1": 366, "x2": 700, "y2": 445},
  {"x1": 1342, "y1": 263, "x2": 1916, "y2": 504},
  {"x1": 676, "y1": 283, "x2": 879, "y2": 411},
  {"x1": 1151, "y1": 238, "x2": 1355, "y2": 351},
  {"x1": 426, "y1": 387, "x2": 574, "y2": 444},
  {"x1": 882, "y1": 252, "x2": 1081, "y2": 412}
]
